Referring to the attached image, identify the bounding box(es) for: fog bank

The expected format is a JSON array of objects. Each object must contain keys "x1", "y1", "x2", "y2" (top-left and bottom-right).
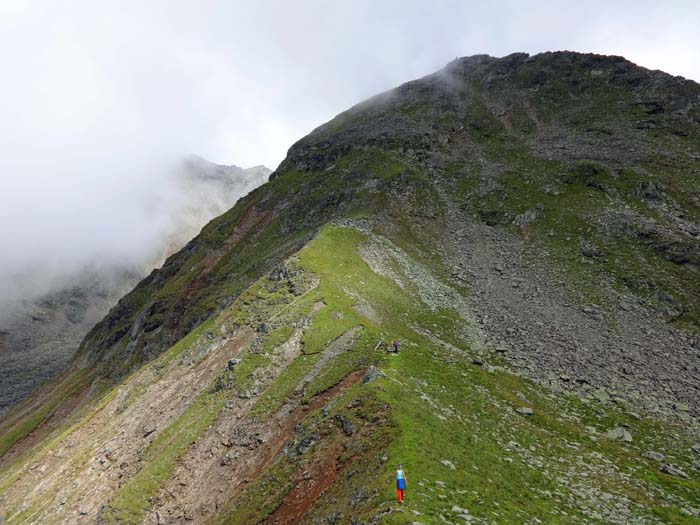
[{"x1": 1, "y1": 0, "x2": 698, "y2": 315}]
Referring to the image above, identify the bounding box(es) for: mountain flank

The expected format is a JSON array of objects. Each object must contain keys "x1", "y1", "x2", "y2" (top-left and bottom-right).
[
  {"x1": 0, "y1": 51, "x2": 699, "y2": 524},
  {"x1": 0, "y1": 157, "x2": 271, "y2": 417}
]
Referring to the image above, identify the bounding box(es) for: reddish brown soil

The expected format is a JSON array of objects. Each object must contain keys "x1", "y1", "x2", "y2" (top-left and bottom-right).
[
  {"x1": 258, "y1": 371, "x2": 365, "y2": 524},
  {"x1": 0, "y1": 330, "x2": 256, "y2": 524},
  {"x1": 263, "y1": 438, "x2": 345, "y2": 525},
  {"x1": 199, "y1": 205, "x2": 279, "y2": 275}
]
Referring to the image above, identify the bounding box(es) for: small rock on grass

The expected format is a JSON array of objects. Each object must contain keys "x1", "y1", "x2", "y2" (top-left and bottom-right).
[
  {"x1": 440, "y1": 459, "x2": 456, "y2": 470},
  {"x1": 333, "y1": 414, "x2": 356, "y2": 436},
  {"x1": 362, "y1": 366, "x2": 385, "y2": 384},
  {"x1": 606, "y1": 426, "x2": 633, "y2": 443},
  {"x1": 661, "y1": 464, "x2": 689, "y2": 479},
  {"x1": 642, "y1": 451, "x2": 665, "y2": 462},
  {"x1": 516, "y1": 407, "x2": 534, "y2": 416},
  {"x1": 592, "y1": 388, "x2": 610, "y2": 403}
]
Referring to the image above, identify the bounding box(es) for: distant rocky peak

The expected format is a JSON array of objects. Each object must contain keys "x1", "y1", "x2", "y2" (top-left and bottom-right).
[{"x1": 180, "y1": 154, "x2": 272, "y2": 184}]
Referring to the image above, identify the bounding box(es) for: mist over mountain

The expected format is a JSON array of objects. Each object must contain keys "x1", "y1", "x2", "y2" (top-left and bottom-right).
[
  {"x1": 0, "y1": 157, "x2": 270, "y2": 316},
  {"x1": 159, "y1": 156, "x2": 271, "y2": 269},
  {"x1": 0, "y1": 157, "x2": 270, "y2": 415}
]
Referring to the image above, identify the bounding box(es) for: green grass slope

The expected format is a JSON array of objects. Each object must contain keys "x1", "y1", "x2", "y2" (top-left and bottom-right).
[{"x1": 215, "y1": 224, "x2": 699, "y2": 524}]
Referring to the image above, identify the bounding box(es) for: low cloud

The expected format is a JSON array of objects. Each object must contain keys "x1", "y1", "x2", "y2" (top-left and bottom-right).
[{"x1": 0, "y1": 0, "x2": 697, "y2": 314}]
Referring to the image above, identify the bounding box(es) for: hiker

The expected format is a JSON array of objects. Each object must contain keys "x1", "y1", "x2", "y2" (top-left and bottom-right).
[
  {"x1": 392, "y1": 340, "x2": 399, "y2": 353},
  {"x1": 396, "y1": 464, "x2": 407, "y2": 503}
]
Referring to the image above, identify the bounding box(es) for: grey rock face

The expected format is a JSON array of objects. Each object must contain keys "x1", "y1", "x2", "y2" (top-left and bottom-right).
[
  {"x1": 440, "y1": 204, "x2": 700, "y2": 421},
  {"x1": 642, "y1": 451, "x2": 665, "y2": 462},
  {"x1": 333, "y1": 415, "x2": 357, "y2": 436},
  {"x1": 660, "y1": 464, "x2": 689, "y2": 479},
  {"x1": 362, "y1": 365, "x2": 386, "y2": 384},
  {"x1": 0, "y1": 268, "x2": 141, "y2": 416},
  {"x1": 592, "y1": 388, "x2": 610, "y2": 403},
  {"x1": 606, "y1": 426, "x2": 633, "y2": 443},
  {"x1": 513, "y1": 207, "x2": 540, "y2": 226}
]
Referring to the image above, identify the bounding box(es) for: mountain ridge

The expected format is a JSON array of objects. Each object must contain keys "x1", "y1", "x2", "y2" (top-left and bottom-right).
[
  {"x1": 80, "y1": 50, "x2": 699, "y2": 382},
  {"x1": 1, "y1": 51, "x2": 699, "y2": 524}
]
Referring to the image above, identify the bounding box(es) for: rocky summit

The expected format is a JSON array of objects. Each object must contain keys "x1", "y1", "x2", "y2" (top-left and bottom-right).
[{"x1": 1, "y1": 51, "x2": 699, "y2": 524}]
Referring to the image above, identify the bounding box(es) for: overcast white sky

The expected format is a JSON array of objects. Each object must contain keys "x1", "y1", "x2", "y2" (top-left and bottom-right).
[{"x1": 0, "y1": 0, "x2": 699, "y2": 301}]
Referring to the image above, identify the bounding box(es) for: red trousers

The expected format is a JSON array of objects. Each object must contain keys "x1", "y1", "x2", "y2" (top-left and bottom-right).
[{"x1": 397, "y1": 488, "x2": 405, "y2": 502}]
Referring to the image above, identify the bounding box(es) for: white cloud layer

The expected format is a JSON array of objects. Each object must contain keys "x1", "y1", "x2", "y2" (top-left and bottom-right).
[{"x1": 0, "y1": 0, "x2": 698, "y2": 301}]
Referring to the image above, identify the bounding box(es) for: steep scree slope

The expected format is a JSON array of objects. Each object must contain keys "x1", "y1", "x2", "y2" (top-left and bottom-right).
[{"x1": 1, "y1": 51, "x2": 699, "y2": 524}]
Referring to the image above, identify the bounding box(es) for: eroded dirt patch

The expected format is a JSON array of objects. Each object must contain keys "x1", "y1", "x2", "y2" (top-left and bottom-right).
[
  {"x1": 0, "y1": 329, "x2": 254, "y2": 524},
  {"x1": 151, "y1": 327, "x2": 305, "y2": 523},
  {"x1": 152, "y1": 326, "x2": 364, "y2": 524},
  {"x1": 261, "y1": 370, "x2": 380, "y2": 525},
  {"x1": 262, "y1": 437, "x2": 345, "y2": 525}
]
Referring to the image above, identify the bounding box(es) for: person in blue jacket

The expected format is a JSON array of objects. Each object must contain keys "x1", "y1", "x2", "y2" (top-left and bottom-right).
[{"x1": 396, "y1": 464, "x2": 407, "y2": 503}]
